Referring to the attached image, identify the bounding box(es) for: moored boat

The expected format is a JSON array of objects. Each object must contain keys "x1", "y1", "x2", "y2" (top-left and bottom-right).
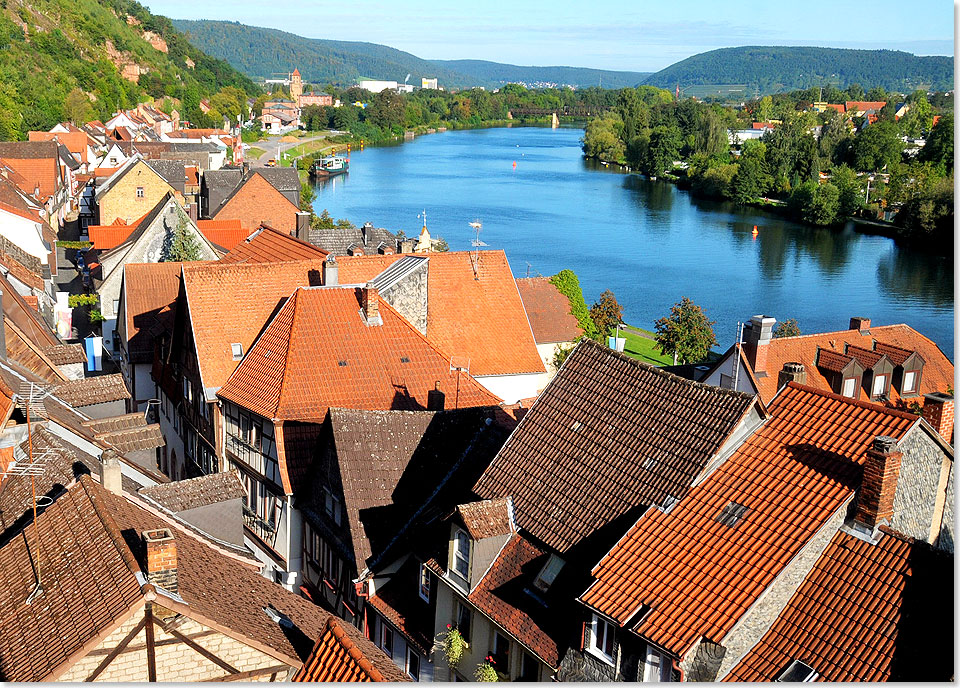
[{"x1": 310, "y1": 155, "x2": 349, "y2": 178}]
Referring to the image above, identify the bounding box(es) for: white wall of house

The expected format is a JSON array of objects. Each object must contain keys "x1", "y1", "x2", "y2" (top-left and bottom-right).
[
  {"x1": 702, "y1": 351, "x2": 757, "y2": 395},
  {"x1": 476, "y1": 373, "x2": 543, "y2": 404},
  {"x1": 0, "y1": 208, "x2": 49, "y2": 262}
]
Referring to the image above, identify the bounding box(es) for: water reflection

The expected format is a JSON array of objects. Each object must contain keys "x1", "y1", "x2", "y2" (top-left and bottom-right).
[
  {"x1": 624, "y1": 176, "x2": 675, "y2": 216},
  {"x1": 877, "y1": 248, "x2": 954, "y2": 307}
]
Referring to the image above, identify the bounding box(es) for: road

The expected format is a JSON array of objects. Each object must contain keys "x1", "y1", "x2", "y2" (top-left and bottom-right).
[{"x1": 247, "y1": 132, "x2": 336, "y2": 167}]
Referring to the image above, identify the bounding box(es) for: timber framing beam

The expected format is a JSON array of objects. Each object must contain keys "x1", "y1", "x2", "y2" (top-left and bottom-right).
[
  {"x1": 84, "y1": 615, "x2": 148, "y2": 682},
  {"x1": 202, "y1": 664, "x2": 291, "y2": 682},
  {"x1": 154, "y1": 616, "x2": 240, "y2": 675}
]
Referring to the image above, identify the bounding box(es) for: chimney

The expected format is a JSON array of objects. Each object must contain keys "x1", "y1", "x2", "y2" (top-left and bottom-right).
[
  {"x1": 741, "y1": 315, "x2": 776, "y2": 374},
  {"x1": 849, "y1": 317, "x2": 871, "y2": 333},
  {"x1": 100, "y1": 449, "x2": 122, "y2": 495},
  {"x1": 400, "y1": 238, "x2": 415, "y2": 254},
  {"x1": 322, "y1": 254, "x2": 338, "y2": 286},
  {"x1": 295, "y1": 211, "x2": 311, "y2": 241},
  {"x1": 777, "y1": 362, "x2": 806, "y2": 389},
  {"x1": 361, "y1": 283, "x2": 381, "y2": 325},
  {"x1": 142, "y1": 528, "x2": 178, "y2": 593},
  {"x1": 362, "y1": 222, "x2": 373, "y2": 246},
  {"x1": 922, "y1": 392, "x2": 954, "y2": 443},
  {"x1": 187, "y1": 202, "x2": 198, "y2": 222},
  {"x1": 427, "y1": 382, "x2": 445, "y2": 411},
  {"x1": 854, "y1": 436, "x2": 902, "y2": 531}
]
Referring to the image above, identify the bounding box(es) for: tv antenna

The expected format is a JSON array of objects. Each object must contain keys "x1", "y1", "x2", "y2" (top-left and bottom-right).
[
  {"x1": 449, "y1": 356, "x2": 471, "y2": 410},
  {"x1": 468, "y1": 219, "x2": 486, "y2": 279},
  {"x1": 1, "y1": 382, "x2": 55, "y2": 604}
]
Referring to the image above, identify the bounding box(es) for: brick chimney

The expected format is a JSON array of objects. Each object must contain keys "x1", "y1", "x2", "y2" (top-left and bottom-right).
[
  {"x1": 854, "y1": 436, "x2": 902, "y2": 530},
  {"x1": 849, "y1": 317, "x2": 871, "y2": 333},
  {"x1": 427, "y1": 381, "x2": 445, "y2": 411},
  {"x1": 100, "y1": 449, "x2": 122, "y2": 495},
  {"x1": 322, "y1": 254, "x2": 338, "y2": 286},
  {"x1": 741, "y1": 315, "x2": 776, "y2": 374},
  {"x1": 777, "y1": 362, "x2": 807, "y2": 390},
  {"x1": 143, "y1": 528, "x2": 178, "y2": 592},
  {"x1": 361, "y1": 283, "x2": 381, "y2": 326},
  {"x1": 922, "y1": 392, "x2": 954, "y2": 443}
]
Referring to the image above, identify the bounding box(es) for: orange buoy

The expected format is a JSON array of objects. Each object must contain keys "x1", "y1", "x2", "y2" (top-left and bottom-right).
[{"x1": 512, "y1": 161, "x2": 517, "y2": 168}]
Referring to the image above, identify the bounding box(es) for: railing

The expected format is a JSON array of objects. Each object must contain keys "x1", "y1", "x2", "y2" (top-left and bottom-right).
[{"x1": 243, "y1": 504, "x2": 277, "y2": 548}]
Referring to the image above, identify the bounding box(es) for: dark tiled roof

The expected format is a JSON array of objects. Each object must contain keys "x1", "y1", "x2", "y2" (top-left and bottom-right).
[
  {"x1": 293, "y1": 617, "x2": 410, "y2": 682},
  {"x1": 516, "y1": 277, "x2": 583, "y2": 344},
  {"x1": 474, "y1": 339, "x2": 757, "y2": 553},
  {"x1": 40, "y1": 344, "x2": 85, "y2": 366},
  {"x1": 815, "y1": 347, "x2": 854, "y2": 373},
  {"x1": 138, "y1": 470, "x2": 245, "y2": 512},
  {"x1": 309, "y1": 225, "x2": 399, "y2": 257},
  {"x1": 256, "y1": 166, "x2": 301, "y2": 192},
  {"x1": 457, "y1": 498, "x2": 513, "y2": 539},
  {"x1": 724, "y1": 527, "x2": 952, "y2": 682},
  {"x1": 579, "y1": 383, "x2": 919, "y2": 657},
  {"x1": 95, "y1": 423, "x2": 164, "y2": 454},
  {"x1": 53, "y1": 373, "x2": 130, "y2": 406},
  {"x1": 367, "y1": 556, "x2": 438, "y2": 656},
  {"x1": 202, "y1": 168, "x2": 243, "y2": 214},
  {"x1": 82, "y1": 412, "x2": 146, "y2": 434}
]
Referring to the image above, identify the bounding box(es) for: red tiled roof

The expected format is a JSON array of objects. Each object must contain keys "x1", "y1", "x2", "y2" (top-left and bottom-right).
[
  {"x1": 844, "y1": 343, "x2": 885, "y2": 368},
  {"x1": 457, "y1": 498, "x2": 513, "y2": 539},
  {"x1": 196, "y1": 219, "x2": 248, "y2": 251},
  {"x1": 873, "y1": 340, "x2": 914, "y2": 366},
  {"x1": 212, "y1": 172, "x2": 300, "y2": 232},
  {"x1": 181, "y1": 260, "x2": 328, "y2": 393},
  {"x1": 816, "y1": 348, "x2": 854, "y2": 373},
  {"x1": 88, "y1": 212, "x2": 150, "y2": 250},
  {"x1": 579, "y1": 383, "x2": 918, "y2": 658},
  {"x1": 218, "y1": 287, "x2": 501, "y2": 473},
  {"x1": 340, "y1": 251, "x2": 545, "y2": 376},
  {"x1": 516, "y1": 277, "x2": 583, "y2": 344},
  {"x1": 824, "y1": 103, "x2": 846, "y2": 113},
  {"x1": 293, "y1": 617, "x2": 409, "y2": 682},
  {"x1": 846, "y1": 100, "x2": 888, "y2": 113},
  {"x1": 219, "y1": 226, "x2": 327, "y2": 263},
  {"x1": 27, "y1": 131, "x2": 89, "y2": 164},
  {"x1": 724, "y1": 527, "x2": 952, "y2": 682},
  {"x1": 748, "y1": 323, "x2": 954, "y2": 406},
  {"x1": 185, "y1": 165, "x2": 200, "y2": 186},
  {"x1": 122, "y1": 262, "x2": 188, "y2": 363},
  {"x1": 0, "y1": 141, "x2": 61, "y2": 201},
  {"x1": 467, "y1": 534, "x2": 564, "y2": 668}
]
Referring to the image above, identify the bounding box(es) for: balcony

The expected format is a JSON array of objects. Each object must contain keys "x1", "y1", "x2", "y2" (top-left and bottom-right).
[{"x1": 243, "y1": 504, "x2": 277, "y2": 548}]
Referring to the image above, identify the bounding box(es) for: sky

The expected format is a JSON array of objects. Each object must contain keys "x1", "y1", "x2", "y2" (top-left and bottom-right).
[{"x1": 145, "y1": 0, "x2": 955, "y2": 72}]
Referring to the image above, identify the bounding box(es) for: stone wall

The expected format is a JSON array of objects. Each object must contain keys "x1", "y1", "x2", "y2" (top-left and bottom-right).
[
  {"x1": 382, "y1": 262, "x2": 428, "y2": 335},
  {"x1": 711, "y1": 502, "x2": 849, "y2": 681},
  {"x1": 892, "y1": 427, "x2": 950, "y2": 543},
  {"x1": 940, "y1": 464, "x2": 954, "y2": 552},
  {"x1": 557, "y1": 627, "x2": 644, "y2": 682},
  {"x1": 57, "y1": 606, "x2": 292, "y2": 682}
]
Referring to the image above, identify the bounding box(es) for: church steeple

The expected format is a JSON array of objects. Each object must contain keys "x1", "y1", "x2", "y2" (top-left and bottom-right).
[{"x1": 290, "y1": 68, "x2": 303, "y2": 103}]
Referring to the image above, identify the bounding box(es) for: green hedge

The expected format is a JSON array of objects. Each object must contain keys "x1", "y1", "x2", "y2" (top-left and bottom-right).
[{"x1": 549, "y1": 269, "x2": 598, "y2": 340}]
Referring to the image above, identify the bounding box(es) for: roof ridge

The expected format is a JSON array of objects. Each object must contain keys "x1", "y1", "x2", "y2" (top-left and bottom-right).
[
  {"x1": 78, "y1": 474, "x2": 144, "y2": 580},
  {"x1": 274, "y1": 288, "x2": 302, "y2": 419},
  {"x1": 780, "y1": 381, "x2": 921, "y2": 421},
  {"x1": 326, "y1": 617, "x2": 385, "y2": 682}
]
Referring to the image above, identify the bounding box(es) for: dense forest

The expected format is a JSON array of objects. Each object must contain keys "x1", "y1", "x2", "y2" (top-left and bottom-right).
[
  {"x1": 581, "y1": 83, "x2": 954, "y2": 249},
  {"x1": 645, "y1": 47, "x2": 954, "y2": 95},
  {"x1": 0, "y1": 0, "x2": 258, "y2": 139},
  {"x1": 173, "y1": 20, "x2": 650, "y2": 89}
]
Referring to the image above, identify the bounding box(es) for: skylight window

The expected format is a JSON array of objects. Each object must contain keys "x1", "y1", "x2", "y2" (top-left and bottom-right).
[
  {"x1": 400, "y1": 356, "x2": 411, "y2": 363},
  {"x1": 338, "y1": 360, "x2": 348, "y2": 367},
  {"x1": 716, "y1": 502, "x2": 749, "y2": 528},
  {"x1": 643, "y1": 457, "x2": 657, "y2": 470},
  {"x1": 777, "y1": 660, "x2": 818, "y2": 682},
  {"x1": 571, "y1": 421, "x2": 582, "y2": 431},
  {"x1": 231, "y1": 343, "x2": 243, "y2": 360},
  {"x1": 532, "y1": 554, "x2": 565, "y2": 593}
]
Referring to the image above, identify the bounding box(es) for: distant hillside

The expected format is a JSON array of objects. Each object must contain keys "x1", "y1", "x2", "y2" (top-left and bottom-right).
[
  {"x1": 431, "y1": 60, "x2": 648, "y2": 89},
  {"x1": 0, "y1": 0, "x2": 257, "y2": 139},
  {"x1": 172, "y1": 20, "x2": 651, "y2": 89},
  {"x1": 644, "y1": 46, "x2": 954, "y2": 95}
]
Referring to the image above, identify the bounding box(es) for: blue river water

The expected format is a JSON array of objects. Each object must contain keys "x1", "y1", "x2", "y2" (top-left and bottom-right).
[{"x1": 311, "y1": 126, "x2": 954, "y2": 355}]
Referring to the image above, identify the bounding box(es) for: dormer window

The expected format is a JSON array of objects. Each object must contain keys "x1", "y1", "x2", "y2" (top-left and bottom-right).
[
  {"x1": 871, "y1": 373, "x2": 889, "y2": 399},
  {"x1": 532, "y1": 554, "x2": 565, "y2": 593},
  {"x1": 231, "y1": 343, "x2": 243, "y2": 360},
  {"x1": 902, "y1": 367, "x2": 920, "y2": 395},
  {"x1": 453, "y1": 529, "x2": 471, "y2": 579},
  {"x1": 841, "y1": 376, "x2": 858, "y2": 398},
  {"x1": 587, "y1": 614, "x2": 615, "y2": 665}
]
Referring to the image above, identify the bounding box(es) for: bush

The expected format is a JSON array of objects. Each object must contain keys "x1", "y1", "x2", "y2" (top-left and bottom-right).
[{"x1": 549, "y1": 270, "x2": 598, "y2": 340}]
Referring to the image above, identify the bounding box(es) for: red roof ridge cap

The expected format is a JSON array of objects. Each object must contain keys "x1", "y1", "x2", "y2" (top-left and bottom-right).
[
  {"x1": 326, "y1": 617, "x2": 386, "y2": 681},
  {"x1": 273, "y1": 288, "x2": 304, "y2": 420},
  {"x1": 778, "y1": 381, "x2": 921, "y2": 422}
]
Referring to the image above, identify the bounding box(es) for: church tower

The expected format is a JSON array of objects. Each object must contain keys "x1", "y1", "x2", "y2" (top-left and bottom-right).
[{"x1": 290, "y1": 68, "x2": 303, "y2": 104}]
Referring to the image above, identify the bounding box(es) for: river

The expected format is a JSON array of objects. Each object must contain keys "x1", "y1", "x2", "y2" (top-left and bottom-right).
[{"x1": 311, "y1": 126, "x2": 954, "y2": 355}]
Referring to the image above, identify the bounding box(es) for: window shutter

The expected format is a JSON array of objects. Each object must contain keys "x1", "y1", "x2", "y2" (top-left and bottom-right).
[{"x1": 580, "y1": 620, "x2": 588, "y2": 651}]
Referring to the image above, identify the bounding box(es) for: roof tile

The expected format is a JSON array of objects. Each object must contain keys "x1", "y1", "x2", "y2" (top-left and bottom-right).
[{"x1": 516, "y1": 277, "x2": 583, "y2": 344}]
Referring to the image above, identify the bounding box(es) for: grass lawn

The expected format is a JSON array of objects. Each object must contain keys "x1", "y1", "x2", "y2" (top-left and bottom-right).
[
  {"x1": 618, "y1": 326, "x2": 674, "y2": 366},
  {"x1": 246, "y1": 146, "x2": 266, "y2": 159}
]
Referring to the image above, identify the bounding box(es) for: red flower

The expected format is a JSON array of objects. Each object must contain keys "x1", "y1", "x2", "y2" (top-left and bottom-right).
[{"x1": 446, "y1": 624, "x2": 452, "y2": 630}]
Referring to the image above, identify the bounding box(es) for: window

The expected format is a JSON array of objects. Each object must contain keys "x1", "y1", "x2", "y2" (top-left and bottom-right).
[
  {"x1": 231, "y1": 343, "x2": 243, "y2": 360},
  {"x1": 518, "y1": 653, "x2": 539, "y2": 682},
  {"x1": 378, "y1": 621, "x2": 394, "y2": 658},
  {"x1": 136, "y1": 186, "x2": 144, "y2": 198},
  {"x1": 902, "y1": 369, "x2": 919, "y2": 395},
  {"x1": 872, "y1": 373, "x2": 888, "y2": 398},
  {"x1": 777, "y1": 660, "x2": 818, "y2": 682},
  {"x1": 419, "y1": 564, "x2": 431, "y2": 602},
  {"x1": 455, "y1": 601, "x2": 472, "y2": 644},
  {"x1": 453, "y1": 529, "x2": 471, "y2": 579},
  {"x1": 841, "y1": 377, "x2": 857, "y2": 398},
  {"x1": 492, "y1": 631, "x2": 510, "y2": 676},
  {"x1": 321, "y1": 538, "x2": 340, "y2": 586},
  {"x1": 323, "y1": 487, "x2": 342, "y2": 526},
  {"x1": 182, "y1": 377, "x2": 191, "y2": 403},
  {"x1": 715, "y1": 502, "x2": 749, "y2": 528},
  {"x1": 532, "y1": 554, "x2": 565, "y2": 593},
  {"x1": 587, "y1": 614, "x2": 615, "y2": 665},
  {"x1": 405, "y1": 647, "x2": 420, "y2": 681},
  {"x1": 112, "y1": 299, "x2": 120, "y2": 314},
  {"x1": 642, "y1": 645, "x2": 671, "y2": 682}
]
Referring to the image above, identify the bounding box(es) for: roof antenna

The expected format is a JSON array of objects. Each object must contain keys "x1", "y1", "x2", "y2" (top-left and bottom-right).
[
  {"x1": 468, "y1": 219, "x2": 486, "y2": 280},
  {"x1": 732, "y1": 322, "x2": 743, "y2": 392},
  {"x1": 449, "y1": 356, "x2": 470, "y2": 409},
  {"x1": 1, "y1": 382, "x2": 54, "y2": 604}
]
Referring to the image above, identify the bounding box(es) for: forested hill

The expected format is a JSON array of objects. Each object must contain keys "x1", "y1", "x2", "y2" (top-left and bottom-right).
[
  {"x1": 0, "y1": 0, "x2": 257, "y2": 139},
  {"x1": 643, "y1": 46, "x2": 954, "y2": 95},
  {"x1": 431, "y1": 60, "x2": 649, "y2": 89},
  {"x1": 172, "y1": 19, "x2": 650, "y2": 89}
]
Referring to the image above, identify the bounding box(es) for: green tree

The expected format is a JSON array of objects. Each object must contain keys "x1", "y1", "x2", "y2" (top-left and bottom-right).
[
  {"x1": 773, "y1": 318, "x2": 801, "y2": 338},
  {"x1": 64, "y1": 88, "x2": 95, "y2": 126},
  {"x1": 831, "y1": 165, "x2": 865, "y2": 217},
  {"x1": 581, "y1": 112, "x2": 625, "y2": 162},
  {"x1": 898, "y1": 93, "x2": 933, "y2": 138},
  {"x1": 589, "y1": 290, "x2": 623, "y2": 338},
  {"x1": 919, "y1": 113, "x2": 953, "y2": 172},
  {"x1": 549, "y1": 269, "x2": 599, "y2": 340},
  {"x1": 164, "y1": 217, "x2": 202, "y2": 262},
  {"x1": 852, "y1": 121, "x2": 902, "y2": 171},
  {"x1": 894, "y1": 174, "x2": 954, "y2": 243},
  {"x1": 653, "y1": 297, "x2": 718, "y2": 365},
  {"x1": 645, "y1": 124, "x2": 682, "y2": 176}
]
